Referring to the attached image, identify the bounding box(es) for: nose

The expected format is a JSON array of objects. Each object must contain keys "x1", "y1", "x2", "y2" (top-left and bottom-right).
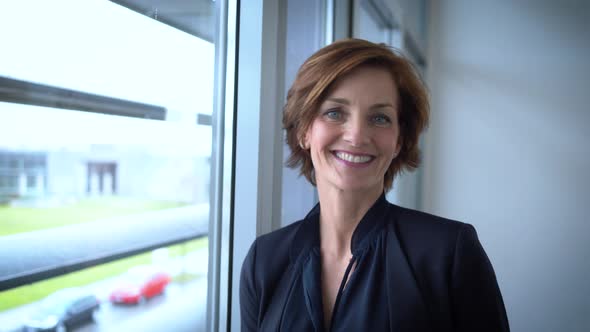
[{"x1": 342, "y1": 115, "x2": 370, "y2": 147}]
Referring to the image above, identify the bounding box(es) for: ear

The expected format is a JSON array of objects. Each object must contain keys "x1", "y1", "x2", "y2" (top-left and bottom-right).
[
  {"x1": 299, "y1": 139, "x2": 306, "y2": 150},
  {"x1": 299, "y1": 133, "x2": 309, "y2": 150},
  {"x1": 301, "y1": 129, "x2": 312, "y2": 150}
]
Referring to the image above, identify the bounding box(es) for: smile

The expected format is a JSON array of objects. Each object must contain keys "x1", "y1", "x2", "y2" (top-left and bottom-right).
[{"x1": 334, "y1": 151, "x2": 374, "y2": 164}]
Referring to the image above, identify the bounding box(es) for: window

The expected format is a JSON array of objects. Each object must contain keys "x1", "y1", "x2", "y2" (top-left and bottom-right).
[
  {"x1": 351, "y1": 0, "x2": 427, "y2": 210},
  {"x1": 0, "y1": 1, "x2": 226, "y2": 331}
]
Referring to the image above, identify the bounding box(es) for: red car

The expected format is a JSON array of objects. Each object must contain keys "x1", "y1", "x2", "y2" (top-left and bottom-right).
[{"x1": 109, "y1": 266, "x2": 171, "y2": 305}]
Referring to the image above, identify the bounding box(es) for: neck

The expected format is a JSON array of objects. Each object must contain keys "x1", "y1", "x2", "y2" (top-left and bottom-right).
[{"x1": 317, "y1": 183, "x2": 383, "y2": 258}]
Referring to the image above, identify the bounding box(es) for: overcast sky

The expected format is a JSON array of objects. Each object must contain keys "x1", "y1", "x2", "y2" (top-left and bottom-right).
[{"x1": 0, "y1": 0, "x2": 214, "y2": 156}]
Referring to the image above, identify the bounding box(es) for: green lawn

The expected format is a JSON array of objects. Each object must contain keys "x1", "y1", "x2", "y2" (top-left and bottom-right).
[
  {"x1": 0, "y1": 196, "x2": 207, "y2": 312},
  {"x1": 0, "y1": 237, "x2": 208, "y2": 311},
  {"x1": 0, "y1": 197, "x2": 187, "y2": 236}
]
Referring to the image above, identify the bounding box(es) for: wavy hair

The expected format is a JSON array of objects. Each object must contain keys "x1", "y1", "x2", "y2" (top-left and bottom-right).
[{"x1": 283, "y1": 38, "x2": 430, "y2": 191}]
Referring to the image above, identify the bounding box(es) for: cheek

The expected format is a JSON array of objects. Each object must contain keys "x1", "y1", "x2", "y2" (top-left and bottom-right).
[
  {"x1": 377, "y1": 132, "x2": 401, "y2": 157},
  {"x1": 307, "y1": 122, "x2": 334, "y2": 149}
]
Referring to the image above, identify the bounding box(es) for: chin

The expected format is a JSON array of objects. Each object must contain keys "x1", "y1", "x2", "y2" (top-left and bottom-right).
[{"x1": 333, "y1": 180, "x2": 383, "y2": 194}]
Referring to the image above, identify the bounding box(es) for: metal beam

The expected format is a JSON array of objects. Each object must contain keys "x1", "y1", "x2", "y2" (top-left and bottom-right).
[{"x1": 0, "y1": 76, "x2": 166, "y2": 120}]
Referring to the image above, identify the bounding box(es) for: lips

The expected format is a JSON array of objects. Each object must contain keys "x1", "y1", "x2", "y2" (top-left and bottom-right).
[{"x1": 333, "y1": 151, "x2": 374, "y2": 164}]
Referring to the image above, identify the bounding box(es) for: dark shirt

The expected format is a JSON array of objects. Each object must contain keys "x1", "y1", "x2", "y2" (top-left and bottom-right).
[{"x1": 240, "y1": 194, "x2": 509, "y2": 331}]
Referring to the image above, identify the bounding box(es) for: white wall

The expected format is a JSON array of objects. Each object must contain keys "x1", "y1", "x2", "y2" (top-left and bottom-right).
[{"x1": 425, "y1": 1, "x2": 590, "y2": 331}]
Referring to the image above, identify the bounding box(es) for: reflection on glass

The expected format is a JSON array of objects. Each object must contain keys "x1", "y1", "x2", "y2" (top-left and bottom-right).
[{"x1": 0, "y1": 0, "x2": 216, "y2": 331}]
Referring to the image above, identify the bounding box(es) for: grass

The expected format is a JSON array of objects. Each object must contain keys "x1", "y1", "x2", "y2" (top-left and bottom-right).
[
  {"x1": 0, "y1": 196, "x2": 206, "y2": 311},
  {"x1": 173, "y1": 272, "x2": 205, "y2": 284},
  {"x1": 0, "y1": 196, "x2": 187, "y2": 236},
  {"x1": 0, "y1": 237, "x2": 208, "y2": 311}
]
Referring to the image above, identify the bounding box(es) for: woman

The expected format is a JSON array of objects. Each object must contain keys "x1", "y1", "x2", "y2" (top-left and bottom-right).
[{"x1": 240, "y1": 39, "x2": 509, "y2": 331}]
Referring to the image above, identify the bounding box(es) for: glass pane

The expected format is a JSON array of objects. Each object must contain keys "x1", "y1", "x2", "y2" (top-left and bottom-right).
[
  {"x1": 0, "y1": 0, "x2": 218, "y2": 331},
  {"x1": 353, "y1": 0, "x2": 390, "y2": 44}
]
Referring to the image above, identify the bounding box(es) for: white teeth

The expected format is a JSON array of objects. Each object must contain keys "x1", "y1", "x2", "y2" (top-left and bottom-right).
[{"x1": 335, "y1": 152, "x2": 372, "y2": 163}]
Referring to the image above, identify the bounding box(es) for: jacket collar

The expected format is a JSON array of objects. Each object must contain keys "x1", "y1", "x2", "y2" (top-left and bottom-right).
[
  {"x1": 289, "y1": 194, "x2": 432, "y2": 330},
  {"x1": 290, "y1": 193, "x2": 390, "y2": 263}
]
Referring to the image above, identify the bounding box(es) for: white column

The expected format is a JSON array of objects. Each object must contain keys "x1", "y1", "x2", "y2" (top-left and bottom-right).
[{"x1": 18, "y1": 172, "x2": 27, "y2": 196}]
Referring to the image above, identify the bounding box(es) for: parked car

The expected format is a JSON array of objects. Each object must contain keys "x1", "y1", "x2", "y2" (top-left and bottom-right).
[
  {"x1": 109, "y1": 265, "x2": 171, "y2": 305},
  {"x1": 23, "y1": 288, "x2": 100, "y2": 332}
]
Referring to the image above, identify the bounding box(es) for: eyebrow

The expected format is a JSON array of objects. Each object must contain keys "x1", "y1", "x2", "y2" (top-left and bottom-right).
[
  {"x1": 325, "y1": 97, "x2": 395, "y2": 110},
  {"x1": 325, "y1": 97, "x2": 350, "y2": 105}
]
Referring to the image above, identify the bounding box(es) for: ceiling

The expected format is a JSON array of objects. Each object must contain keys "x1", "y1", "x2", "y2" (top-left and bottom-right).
[{"x1": 110, "y1": 0, "x2": 216, "y2": 42}]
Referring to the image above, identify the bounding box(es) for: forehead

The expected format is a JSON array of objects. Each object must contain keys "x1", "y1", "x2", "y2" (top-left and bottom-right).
[{"x1": 322, "y1": 65, "x2": 398, "y2": 102}]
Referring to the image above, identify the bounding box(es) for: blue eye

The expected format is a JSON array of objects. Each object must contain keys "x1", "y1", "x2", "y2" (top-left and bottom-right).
[
  {"x1": 324, "y1": 110, "x2": 342, "y2": 120},
  {"x1": 372, "y1": 114, "x2": 391, "y2": 125}
]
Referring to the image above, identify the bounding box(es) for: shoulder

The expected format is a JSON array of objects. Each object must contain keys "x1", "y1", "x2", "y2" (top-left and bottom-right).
[
  {"x1": 384, "y1": 206, "x2": 509, "y2": 330},
  {"x1": 254, "y1": 219, "x2": 304, "y2": 252},
  {"x1": 240, "y1": 218, "x2": 305, "y2": 326},
  {"x1": 388, "y1": 203, "x2": 476, "y2": 262},
  {"x1": 393, "y1": 204, "x2": 469, "y2": 237},
  {"x1": 240, "y1": 219, "x2": 304, "y2": 285}
]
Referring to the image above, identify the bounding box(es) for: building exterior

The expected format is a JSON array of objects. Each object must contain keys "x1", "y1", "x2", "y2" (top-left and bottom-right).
[{"x1": 0, "y1": 146, "x2": 209, "y2": 206}]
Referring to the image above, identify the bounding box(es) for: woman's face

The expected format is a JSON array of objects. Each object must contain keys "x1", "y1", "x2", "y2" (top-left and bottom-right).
[{"x1": 304, "y1": 65, "x2": 401, "y2": 194}]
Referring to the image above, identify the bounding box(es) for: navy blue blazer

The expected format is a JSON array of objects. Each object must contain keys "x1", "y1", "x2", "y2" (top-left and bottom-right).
[{"x1": 240, "y1": 195, "x2": 509, "y2": 331}]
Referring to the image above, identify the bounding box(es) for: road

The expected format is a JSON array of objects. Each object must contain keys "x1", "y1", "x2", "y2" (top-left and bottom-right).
[
  {"x1": 0, "y1": 204, "x2": 209, "y2": 288},
  {"x1": 1, "y1": 250, "x2": 209, "y2": 332},
  {"x1": 79, "y1": 278, "x2": 207, "y2": 332}
]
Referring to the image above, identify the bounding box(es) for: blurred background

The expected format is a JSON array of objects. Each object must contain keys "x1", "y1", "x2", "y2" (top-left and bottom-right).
[{"x1": 0, "y1": 0, "x2": 588, "y2": 331}]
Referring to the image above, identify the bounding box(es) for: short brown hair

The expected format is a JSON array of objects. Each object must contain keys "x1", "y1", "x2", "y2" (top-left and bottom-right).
[{"x1": 283, "y1": 38, "x2": 429, "y2": 191}]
